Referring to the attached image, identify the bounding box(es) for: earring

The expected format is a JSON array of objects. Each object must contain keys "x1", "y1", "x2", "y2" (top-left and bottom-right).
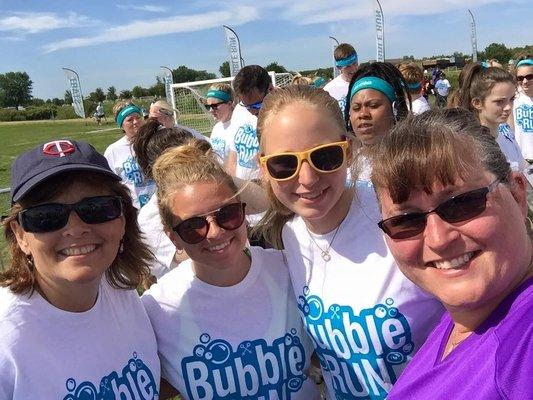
[
  {"x1": 26, "y1": 254, "x2": 34, "y2": 269},
  {"x1": 119, "y1": 239, "x2": 124, "y2": 254}
]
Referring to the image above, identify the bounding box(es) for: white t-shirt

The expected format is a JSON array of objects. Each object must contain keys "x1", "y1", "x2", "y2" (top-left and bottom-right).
[
  {"x1": 210, "y1": 119, "x2": 235, "y2": 163},
  {"x1": 513, "y1": 90, "x2": 533, "y2": 160},
  {"x1": 176, "y1": 123, "x2": 207, "y2": 141},
  {"x1": 324, "y1": 75, "x2": 350, "y2": 114},
  {"x1": 137, "y1": 193, "x2": 177, "y2": 279},
  {"x1": 0, "y1": 280, "x2": 160, "y2": 399},
  {"x1": 104, "y1": 136, "x2": 156, "y2": 208},
  {"x1": 434, "y1": 79, "x2": 451, "y2": 96},
  {"x1": 497, "y1": 124, "x2": 528, "y2": 172},
  {"x1": 281, "y1": 186, "x2": 444, "y2": 400},
  {"x1": 141, "y1": 246, "x2": 320, "y2": 400},
  {"x1": 411, "y1": 96, "x2": 431, "y2": 115},
  {"x1": 229, "y1": 105, "x2": 260, "y2": 180}
]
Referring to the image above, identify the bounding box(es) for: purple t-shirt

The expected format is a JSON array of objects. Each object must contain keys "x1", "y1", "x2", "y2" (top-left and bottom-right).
[{"x1": 388, "y1": 278, "x2": 533, "y2": 400}]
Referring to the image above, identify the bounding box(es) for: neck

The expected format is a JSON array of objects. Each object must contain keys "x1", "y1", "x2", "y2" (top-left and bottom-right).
[
  {"x1": 341, "y1": 73, "x2": 351, "y2": 83},
  {"x1": 193, "y1": 250, "x2": 251, "y2": 287},
  {"x1": 35, "y1": 274, "x2": 100, "y2": 312},
  {"x1": 305, "y1": 188, "x2": 354, "y2": 234}
]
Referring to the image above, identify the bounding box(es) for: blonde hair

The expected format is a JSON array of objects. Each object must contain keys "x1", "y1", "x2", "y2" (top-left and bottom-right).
[
  {"x1": 152, "y1": 139, "x2": 239, "y2": 229},
  {"x1": 398, "y1": 63, "x2": 424, "y2": 94},
  {"x1": 208, "y1": 83, "x2": 234, "y2": 103},
  {"x1": 256, "y1": 85, "x2": 350, "y2": 248},
  {"x1": 112, "y1": 99, "x2": 133, "y2": 119},
  {"x1": 291, "y1": 74, "x2": 313, "y2": 86}
]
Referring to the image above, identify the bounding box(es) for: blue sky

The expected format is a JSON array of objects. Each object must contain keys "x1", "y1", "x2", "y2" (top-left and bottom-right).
[{"x1": 0, "y1": 0, "x2": 530, "y2": 99}]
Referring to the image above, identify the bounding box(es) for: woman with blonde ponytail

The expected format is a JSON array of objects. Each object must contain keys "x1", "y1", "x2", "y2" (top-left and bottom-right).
[{"x1": 141, "y1": 141, "x2": 319, "y2": 399}]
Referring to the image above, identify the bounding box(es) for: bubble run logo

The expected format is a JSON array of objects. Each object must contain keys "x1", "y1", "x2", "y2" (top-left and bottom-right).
[
  {"x1": 234, "y1": 124, "x2": 259, "y2": 169},
  {"x1": 297, "y1": 286, "x2": 413, "y2": 399},
  {"x1": 182, "y1": 331, "x2": 308, "y2": 400},
  {"x1": 516, "y1": 104, "x2": 533, "y2": 132},
  {"x1": 63, "y1": 353, "x2": 159, "y2": 400}
]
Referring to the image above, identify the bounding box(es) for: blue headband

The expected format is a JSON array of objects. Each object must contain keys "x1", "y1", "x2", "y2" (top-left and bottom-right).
[
  {"x1": 407, "y1": 82, "x2": 421, "y2": 90},
  {"x1": 313, "y1": 77, "x2": 327, "y2": 88},
  {"x1": 336, "y1": 53, "x2": 358, "y2": 68},
  {"x1": 349, "y1": 76, "x2": 397, "y2": 103},
  {"x1": 206, "y1": 89, "x2": 231, "y2": 103},
  {"x1": 116, "y1": 104, "x2": 142, "y2": 128},
  {"x1": 480, "y1": 61, "x2": 490, "y2": 69},
  {"x1": 517, "y1": 59, "x2": 533, "y2": 67}
]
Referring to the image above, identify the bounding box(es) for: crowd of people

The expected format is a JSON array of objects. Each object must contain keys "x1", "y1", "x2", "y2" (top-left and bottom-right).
[{"x1": 0, "y1": 45, "x2": 532, "y2": 399}]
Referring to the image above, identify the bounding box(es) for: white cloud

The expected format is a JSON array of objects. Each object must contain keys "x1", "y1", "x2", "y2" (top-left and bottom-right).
[
  {"x1": 116, "y1": 4, "x2": 169, "y2": 13},
  {"x1": 0, "y1": 12, "x2": 94, "y2": 34},
  {"x1": 43, "y1": 7, "x2": 258, "y2": 53}
]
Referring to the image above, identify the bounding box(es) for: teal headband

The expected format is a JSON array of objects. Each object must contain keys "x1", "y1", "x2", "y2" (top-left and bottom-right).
[
  {"x1": 349, "y1": 76, "x2": 397, "y2": 103},
  {"x1": 517, "y1": 59, "x2": 533, "y2": 67},
  {"x1": 407, "y1": 82, "x2": 421, "y2": 90},
  {"x1": 206, "y1": 89, "x2": 231, "y2": 103},
  {"x1": 313, "y1": 77, "x2": 327, "y2": 88},
  {"x1": 116, "y1": 104, "x2": 142, "y2": 128},
  {"x1": 336, "y1": 53, "x2": 358, "y2": 68}
]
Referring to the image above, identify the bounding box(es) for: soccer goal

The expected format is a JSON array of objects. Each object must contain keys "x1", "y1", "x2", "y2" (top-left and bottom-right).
[{"x1": 170, "y1": 72, "x2": 294, "y2": 135}]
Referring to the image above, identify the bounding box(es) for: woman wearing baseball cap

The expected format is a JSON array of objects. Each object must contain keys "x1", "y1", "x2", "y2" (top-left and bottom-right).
[{"x1": 0, "y1": 140, "x2": 160, "y2": 398}]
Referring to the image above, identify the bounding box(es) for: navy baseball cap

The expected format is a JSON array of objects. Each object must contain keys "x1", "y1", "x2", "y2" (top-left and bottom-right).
[{"x1": 11, "y1": 139, "x2": 120, "y2": 203}]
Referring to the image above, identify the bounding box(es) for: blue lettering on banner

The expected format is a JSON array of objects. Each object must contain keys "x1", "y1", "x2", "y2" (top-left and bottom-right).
[
  {"x1": 516, "y1": 104, "x2": 533, "y2": 132},
  {"x1": 297, "y1": 287, "x2": 413, "y2": 399},
  {"x1": 182, "y1": 331, "x2": 308, "y2": 400},
  {"x1": 233, "y1": 124, "x2": 259, "y2": 169},
  {"x1": 63, "y1": 353, "x2": 159, "y2": 399}
]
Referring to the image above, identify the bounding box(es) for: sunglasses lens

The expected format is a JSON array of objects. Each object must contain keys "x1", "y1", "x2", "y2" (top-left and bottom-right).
[
  {"x1": 437, "y1": 188, "x2": 488, "y2": 223},
  {"x1": 266, "y1": 155, "x2": 299, "y2": 180},
  {"x1": 380, "y1": 213, "x2": 427, "y2": 239},
  {"x1": 20, "y1": 204, "x2": 69, "y2": 233},
  {"x1": 177, "y1": 217, "x2": 209, "y2": 244},
  {"x1": 77, "y1": 196, "x2": 123, "y2": 224},
  {"x1": 216, "y1": 203, "x2": 245, "y2": 230},
  {"x1": 310, "y1": 145, "x2": 344, "y2": 172}
]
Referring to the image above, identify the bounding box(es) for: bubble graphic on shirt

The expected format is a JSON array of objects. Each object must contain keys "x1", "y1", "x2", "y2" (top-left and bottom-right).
[
  {"x1": 194, "y1": 345, "x2": 206, "y2": 357},
  {"x1": 386, "y1": 298, "x2": 394, "y2": 306},
  {"x1": 374, "y1": 305, "x2": 387, "y2": 318},
  {"x1": 307, "y1": 296, "x2": 324, "y2": 321},
  {"x1": 287, "y1": 376, "x2": 304, "y2": 392},
  {"x1": 303, "y1": 286, "x2": 310, "y2": 296},
  {"x1": 386, "y1": 351, "x2": 405, "y2": 365},
  {"x1": 66, "y1": 378, "x2": 76, "y2": 392},
  {"x1": 388, "y1": 307, "x2": 399, "y2": 318},
  {"x1": 208, "y1": 340, "x2": 232, "y2": 364},
  {"x1": 200, "y1": 333, "x2": 211, "y2": 344},
  {"x1": 402, "y1": 343, "x2": 413, "y2": 353}
]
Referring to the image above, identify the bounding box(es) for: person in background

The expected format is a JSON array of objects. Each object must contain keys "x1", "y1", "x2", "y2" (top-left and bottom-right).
[
  {"x1": 105, "y1": 100, "x2": 155, "y2": 208},
  {"x1": 373, "y1": 109, "x2": 532, "y2": 399},
  {"x1": 141, "y1": 141, "x2": 319, "y2": 399},
  {"x1": 323, "y1": 43, "x2": 359, "y2": 113},
  {"x1": 399, "y1": 63, "x2": 431, "y2": 115},
  {"x1": 94, "y1": 101, "x2": 106, "y2": 125},
  {"x1": 434, "y1": 72, "x2": 451, "y2": 108},
  {"x1": 512, "y1": 56, "x2": 533, "y2": 162},
  {"x1": 0, "y1": 140, "x2": 160, "y2": 398},
  {"x1": 291, "y1": 74, "x2": 313, "y2": 86},
  {"x1": 458, "y1": 64, "x2": 527, "y2": 173},
  {"x1": 149, "y1": 99, "x2": 206, "y2": 140}
]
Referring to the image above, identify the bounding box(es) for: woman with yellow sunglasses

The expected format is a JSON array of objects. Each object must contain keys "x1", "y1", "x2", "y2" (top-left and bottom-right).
[{"x1": 256, "y1": 85, "x2": 443, "y2": 400}]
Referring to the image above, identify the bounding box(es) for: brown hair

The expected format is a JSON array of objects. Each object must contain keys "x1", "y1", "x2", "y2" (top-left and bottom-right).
[
  {"x1": 233, "y1": 65, "x2": 272, "y2": 98},
  {"x1": 256, "y1": 85, "x2": 351, "y2": 248},
  {"x1": 152, "y1": 139, "x2": 238, "y2": 229},
  {"x1": 334, "y1": 43, "x2": 357, "y2": 61},
  {"x1": 371, "y1": 108, "x2": 511, "y2": 204},
  {"x1": 458, "y1": 64, "x2": 516, "y2": 114},
  {"x1": 132, "y1": 117, "x2": 193, "y2": 179},
  {"x1": 398, "y1": 63, "x2": 424, "y2": 95},
  {"x1": 1, "y1": 171, "x2": 153, "y2": 294}
]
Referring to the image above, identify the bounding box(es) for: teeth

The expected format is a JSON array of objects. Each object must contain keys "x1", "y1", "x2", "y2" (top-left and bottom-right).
[
  {"x1": 60, "y1": 245, "x2": 96, "y2": 256},
  {"x1": 207, "y1": 241, "x2": 230, "y2": 251},
  {"x1": 300, "y1": 191, "x2": 322, "y2": 200},
  {"x1": 433, "y1": 252, "x2": 474, "y2": 270}
]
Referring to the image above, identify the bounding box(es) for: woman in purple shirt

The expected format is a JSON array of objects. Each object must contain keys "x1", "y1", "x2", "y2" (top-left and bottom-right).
[{"x1": 371, "y1": 108, "x2": 532, "y2": 399}]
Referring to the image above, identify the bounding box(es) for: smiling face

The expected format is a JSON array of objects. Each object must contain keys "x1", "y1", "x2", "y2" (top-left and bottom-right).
[
  {"x1": 377, "y1": 171, "x2": 531, "y2": 313},
  {"x1": 166, "y1": 181, "x2": 248, "y2": 281},
  {"x1": 11, "y1": 181, "x2": 126, "y2": 290},
  {"x1": 261, "y1": 101, "x2": 351, "y2": 233},
  {"x1": 341, "y1": 62, "x2": 359, "y2": 82},
  {"x1": 517, "y1": 65, "x2": 533, "y2": 97},
  {"x1": 349, "y1": 88, "x2": 394, "y2": 146},
  {"x1": 473, "y1": 82, "x2": 516, "y2": 132}
]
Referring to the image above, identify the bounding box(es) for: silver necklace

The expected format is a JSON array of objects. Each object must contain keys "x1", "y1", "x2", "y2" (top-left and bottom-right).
[{"x1": 306, "y1": 224, "x2": 341, "y2": 262}]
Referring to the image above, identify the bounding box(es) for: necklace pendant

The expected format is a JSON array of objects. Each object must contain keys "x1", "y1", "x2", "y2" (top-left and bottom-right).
[{"x1": 321, "y1": 251, "x2": 331, "y2": 262}]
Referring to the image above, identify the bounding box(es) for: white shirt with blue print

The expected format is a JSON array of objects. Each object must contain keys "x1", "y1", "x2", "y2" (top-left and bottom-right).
[
  {"x1": 141, "y1": 246, "x2": 320, "y2": 400},
  {"x1": 0, "y1": 280, "x2": 160, "y2": 399},
  {"x1": 513, "y1": 90, "x2": 533, "y2": 160},
  {"x1": 229, "y1": 105, "x2": 260, "y2": 180},
  {"x1": 282, "y1": 185, "x2": 444, "y2": 400},
  {"x1": 104, "y1": 135, "x2": 156, "y2": 209},
  {"x1": 210, "y1": 119, "x2": 235, "y2": 164},
  {"x1": 324, "y1": 75, "x2": 350, "y2": 115},
  {"x1": 497, "y1": 123, "x2": 528, "y2": 172}
]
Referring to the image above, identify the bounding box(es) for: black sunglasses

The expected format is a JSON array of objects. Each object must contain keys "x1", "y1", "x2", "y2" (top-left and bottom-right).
[
  {"x1": 517, "y1": 74, "x2": 533, "y2": 83},
  {"x1": 378, "y1": 180, "x2": 500, "y2": 240},
  {"x1": 172, "y1": 202, "x2": 246, "y2": 244},
  {"x1": 18, "y1": 196, "x2": 123, "y2": 233},
  {"x1": 205, "y1": 102, "x2": 228, "y2": 111}
]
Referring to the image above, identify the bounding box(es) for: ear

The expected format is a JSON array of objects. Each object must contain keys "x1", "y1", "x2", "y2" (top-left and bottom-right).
[
  {"x1": 164, "y1": 227, "x2": 184, "y2": 251},
  {"x1": 471, "y1": 97, "x2": 484, "y2": 112},
  {"x1": 508, "y1": 172, "x2": 528, "y2": 218},
  {"x1": 10, "y1": 220, "x2": 32, "y2": 256}
]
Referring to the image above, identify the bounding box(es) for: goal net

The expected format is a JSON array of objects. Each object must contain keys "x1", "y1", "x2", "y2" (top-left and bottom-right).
[{"x1": 170, "y1": 72, "x2": 294, "y2": 135}]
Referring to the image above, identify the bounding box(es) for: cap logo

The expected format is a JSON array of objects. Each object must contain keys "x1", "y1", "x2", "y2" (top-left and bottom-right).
[{"x1": 42, "y1": 140, "x2": 75, "y2": 157}]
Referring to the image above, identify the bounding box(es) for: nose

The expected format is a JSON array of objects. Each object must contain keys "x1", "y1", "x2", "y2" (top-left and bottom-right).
[
  {"x1": 423, "y1": 213, "x2": 460, "y2": 252},
  {"x1": 204, "y1": 216, "x2": 225, "y2": 240},
  {"x1": 298, "y1": 160, "x2": 320, "y2": 187},
  {"x1": 62, "y1": 211, "x2": 91, "y2": 237}
]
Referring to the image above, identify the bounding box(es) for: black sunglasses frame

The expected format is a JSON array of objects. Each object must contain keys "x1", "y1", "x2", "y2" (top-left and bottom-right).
[
  {"x1": 172, "y1": 202, "x2": 246, "y2": 244},
  {"x1": 205, "y1": 102, "x2": 228, "y2": 111},
  {"x1": 18, "y1": 195, "x2": 123, "y2": 233},
  {"x1": 517, "y1": 74, "x2": 533, "y2": 83},
  {"x1": 378, "y1": 180, "x2": 500, "y2": 240}
]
